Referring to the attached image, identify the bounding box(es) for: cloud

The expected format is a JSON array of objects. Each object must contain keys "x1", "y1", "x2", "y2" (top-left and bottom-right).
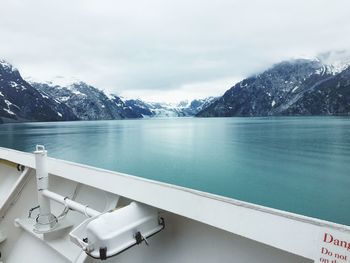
[{"x1": 1, "y1": 0, "x2": 350, "y2": 102}]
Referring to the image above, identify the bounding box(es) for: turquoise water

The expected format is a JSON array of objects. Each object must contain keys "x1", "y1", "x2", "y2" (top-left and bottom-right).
[{"x1": 0, "y1": 117, "x2": 349, "y2": 225}]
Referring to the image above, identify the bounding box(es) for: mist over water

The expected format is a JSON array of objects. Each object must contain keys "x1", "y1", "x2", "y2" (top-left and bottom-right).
[{"x1": 0, "y1": 117, "x2": 349, "y2": 225}]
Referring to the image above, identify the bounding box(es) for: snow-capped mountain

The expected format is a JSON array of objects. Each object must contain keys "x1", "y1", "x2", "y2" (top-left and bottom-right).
[
  {"x1": 0, "y1": 60, "x2": 77, "y2": 122},
  {"x1": 0, "y1": 60, "x2": 216, "y2": 122},
  {"x1": 125, "y1": 97, "x2": 217, "y2": 118},
  {"x1": 197, "y1": 58, "x2": 350, "y2": 117},
  {"x1": 29, "y1": 76, "x2": 216, "y2": 120},
  {"x1": 31, "y1": 81, "x2": 142, "y2": 120},
  {"x1": 2, "y1": 53, "x2": 350, "y2": 123}
]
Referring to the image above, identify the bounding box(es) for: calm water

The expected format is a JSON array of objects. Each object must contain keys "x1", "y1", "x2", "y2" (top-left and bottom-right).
[{"x1": 0, "y1": 117, "x2": 349, "y2": 225}]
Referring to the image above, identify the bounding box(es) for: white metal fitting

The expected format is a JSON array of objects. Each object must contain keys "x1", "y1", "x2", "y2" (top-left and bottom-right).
[
  {"x1": 34, "y1": 145, "x2": 58, "y2": 233},
  {"x1": 34, "y1": 145, "x2": 47, "y2": 154}
]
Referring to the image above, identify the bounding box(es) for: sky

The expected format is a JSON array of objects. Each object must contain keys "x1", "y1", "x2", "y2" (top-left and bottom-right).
[{"x1": 1, "y1": 0, "x2": 350, "y2": 103}]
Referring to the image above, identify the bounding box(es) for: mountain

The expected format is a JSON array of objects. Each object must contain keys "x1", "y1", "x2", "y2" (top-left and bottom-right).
[
  {"x1": 125, "y1": 97, "x2": 217, "y2": 118},
  {"x1": 31, "y1": 81, "x2": 142, "y2": 120},
  {"x1": 7, "y1": 55, "x2": 348, "y2": 122},
  {"x1": 0, "y1": 59, "x2": 214, "y2": 123},
  {"x1": 184, "y1": 97, "x2": 218, "y2": 115},
  {"x1": 283, "y1": 67, "x2": 350, "y2": 115},
  {"x1": 124, "y1": 99, "x2": 157, "y2": 117},
  {"x1": 0, "y1": 60, "x2": 78, "y2": 122},
  {"x1": 197, "y1": 58, "x2": 350, "y2": 117}
]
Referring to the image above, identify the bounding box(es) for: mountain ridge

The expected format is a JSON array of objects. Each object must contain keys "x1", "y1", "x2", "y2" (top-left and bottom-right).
[
  {"x1": 2, "y1": 56, "x2": 350, "y2": 123},
  {"x1": 0, "y1": 60, "x2": 78, "y2": 122},
  {"x1": 31, "y1": 81, "x2": 142, "y2": 120},
  {"x1": 197, "y1": 58, "x2": 350, "y2": 117},
  {"x1": 0, "y1": 59, "x2": 214, "y2": 122}
]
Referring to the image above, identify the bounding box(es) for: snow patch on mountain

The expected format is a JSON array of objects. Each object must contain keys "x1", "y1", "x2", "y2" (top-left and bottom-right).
[
  {"x1": 291, "y1": 86, "x2": 299, "y2": 93},
  {"x1": 317, "y1": 50, "x2": 350, "y2": 75}
]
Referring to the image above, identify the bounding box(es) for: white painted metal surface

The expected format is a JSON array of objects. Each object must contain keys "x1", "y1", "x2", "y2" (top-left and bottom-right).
[
  {"x1": 34, "y1": 145, "x2": 58, "y2": 233},
  {"x1": 0, "y1": 165, "x2": 30, "y2": 220},
  {"x1": 41, "y1": 189, "x2": 100, "y2": 218},
  {"x1": 0, "y1": 147, "x2": 349, "y2": 263},
  {"x1": 72, "y1": 202, "x2": 164, "y2": 259}
]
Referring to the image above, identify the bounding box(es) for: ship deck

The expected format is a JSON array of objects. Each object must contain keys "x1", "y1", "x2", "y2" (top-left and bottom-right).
[{"x1": 0, "y1": 147, "x2": 349, "y2": 263}]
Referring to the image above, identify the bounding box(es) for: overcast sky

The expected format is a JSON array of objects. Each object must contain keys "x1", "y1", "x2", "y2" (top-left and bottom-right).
[{"x1": 1, "y1": 0, "x2": 350, "y2": 103}]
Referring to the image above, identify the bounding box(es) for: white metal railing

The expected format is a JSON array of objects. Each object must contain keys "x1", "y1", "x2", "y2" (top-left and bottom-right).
[
  {"x1": 33, "y1": 145, "x2": 101, "y2": 232},
  {"x1": 41, "y1": 189, "x2": 100, "y2": 218}
]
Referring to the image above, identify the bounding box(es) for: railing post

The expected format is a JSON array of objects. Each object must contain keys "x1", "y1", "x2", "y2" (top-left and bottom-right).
[{"x1": 34, "y1": 145, "x2": 57, "y2": 232}]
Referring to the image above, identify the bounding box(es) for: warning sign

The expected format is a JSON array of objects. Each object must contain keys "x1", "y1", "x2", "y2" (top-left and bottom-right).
[{"x1": 315, "y1": 231, "x2": 350, "y2": 263}]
